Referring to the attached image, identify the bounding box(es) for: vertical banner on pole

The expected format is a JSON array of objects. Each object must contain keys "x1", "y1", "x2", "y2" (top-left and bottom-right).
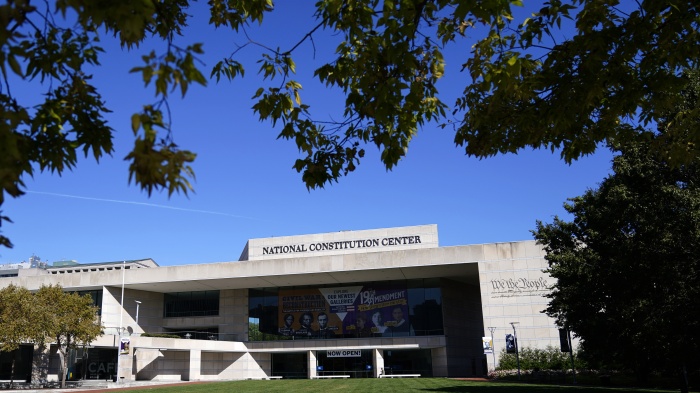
[
  {"x1": 559, "y1": 328, "x2": 571, "y2": 352},
  {"x1": 482, "y1": 337, "x2": 493, "y2": 354},
  {"x1": 505, "y1": 334, "x2": 516, "y2": 353},
  {"x1": 120, "y1": 338, "x2": 130, "y2": 355}
]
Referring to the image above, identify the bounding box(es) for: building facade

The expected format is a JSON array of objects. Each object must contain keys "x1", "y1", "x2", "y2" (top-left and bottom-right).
[{"x1": 0, "y1": 225, "x2": 561, "y2": 382}]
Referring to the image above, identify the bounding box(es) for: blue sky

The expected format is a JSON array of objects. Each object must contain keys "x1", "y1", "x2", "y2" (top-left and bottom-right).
[{"x1": 1, "y1": 2, "x2": 613, "y2": 266}]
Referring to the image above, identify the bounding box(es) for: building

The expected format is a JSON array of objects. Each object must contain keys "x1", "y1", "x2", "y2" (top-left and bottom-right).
[
  {"x1": 0, "y1": 254, "x2": 49, "y2": 278},
  {"x1": 0, "y1": 225, "x2": 561, "y2": 382}
]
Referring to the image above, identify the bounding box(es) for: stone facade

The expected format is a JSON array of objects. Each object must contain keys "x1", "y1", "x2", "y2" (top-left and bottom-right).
[{"x1": 0, "y1": 225, "x2": 564, "y2": 381}]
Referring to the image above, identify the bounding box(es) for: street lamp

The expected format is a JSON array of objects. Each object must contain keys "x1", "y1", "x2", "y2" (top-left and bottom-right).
[
  {"x1": 116, "y1": 260, "x2": 126, "y2": 384},
  {"x1": 135, "y1": 300, "x2": 141, "y2": 325},
  {"x1": 509, "y1": 322, "x2": 521, "y2": 380},
  {"x1": 487, "y1": 327, "x2": 497, "y2": 371}
]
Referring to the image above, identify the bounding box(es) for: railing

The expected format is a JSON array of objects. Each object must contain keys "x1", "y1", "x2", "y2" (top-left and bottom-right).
[
  {"x1": 102, "y1": 327, "x2": 445, "y2": 341},
  {"x1": 149, "y1": 331, "x2": 238, "y2": 341},
  {"x1": 248, "y1": 329, "x2": 445, "y2": 341},
  {"x1": 102, "y1": 328, "x2": 237, "y2": 341}
]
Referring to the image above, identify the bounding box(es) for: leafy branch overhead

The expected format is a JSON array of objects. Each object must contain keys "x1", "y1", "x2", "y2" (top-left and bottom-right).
[{"x1": 1, "y1": 0, "x2": 699, "y2": 248}]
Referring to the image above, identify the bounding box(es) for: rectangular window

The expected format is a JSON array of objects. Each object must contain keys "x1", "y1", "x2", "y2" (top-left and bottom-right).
[
  {"x1": 247, "y1": 281, "x2": 443, "y2": 341},
  {"x1": 77, "y1": 290, "x2": 103, "y2": 316},
  {"x1": 163, "y1": 291, "x2": 220, "y2": 317}
]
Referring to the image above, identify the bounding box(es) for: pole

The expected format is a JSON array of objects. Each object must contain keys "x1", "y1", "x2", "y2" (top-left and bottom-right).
[
  {"x1": 487, "y1": 327, "x2": 497, "y2": 371},
  {"x1": 567, "y1": 328, "x2": 576, "y2": 384},
  {"x1": 510, "y1": 322, "x2": 520, "y2": 380},
  {"x1": 116, "y1": 261, "x2": 125, "y2": 383}
]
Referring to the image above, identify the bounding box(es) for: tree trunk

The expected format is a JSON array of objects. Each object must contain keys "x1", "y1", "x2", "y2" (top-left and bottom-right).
[
  {"x1": 679, "y1": 364, "x2": 689, "y2": 393},
  {"x1": 57, "y1": 348, "x2": 66, "y2": 389},
  {"x1": 634, "y1": 360, "x2": 650, "y2": 386},
  {"x1": 9, "y1": 351, "x2": 16, "y2": 389}
]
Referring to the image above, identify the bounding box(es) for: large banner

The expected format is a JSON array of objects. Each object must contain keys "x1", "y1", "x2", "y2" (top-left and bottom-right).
[{"x1": 278, "y1": 284, "x2": 411, "y2": 337}]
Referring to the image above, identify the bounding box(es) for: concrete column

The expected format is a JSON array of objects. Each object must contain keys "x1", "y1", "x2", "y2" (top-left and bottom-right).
[
  {"x1": 189, "y1": 350, "x2": 201, "y2": 381},
  {"x1": 119, "y1": 350, "x2": 134, "y2": 381},
  {"x1": 307, "y1": 350, "x2": 317, "y2": 379},
  {"x1": 431, "y1": 347, "x2": 448, "y2": 377},
  {"x1": 373, "y1": 349, "x2": 384, "y2": 378}
]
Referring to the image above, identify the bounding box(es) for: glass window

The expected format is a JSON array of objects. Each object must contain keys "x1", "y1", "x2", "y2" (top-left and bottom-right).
[
  {"x1": 247, "y1": 281, "x2": 443, "y2": 341},
  {"x1": 248, "y1": 288, "x2": 280, "y2": 340},
  {"x1": 77, "y1": 290, "x2": 103, "y2": 316},
  {"x1": 163, "y1": 291, "x2": 220, "y2": 317}
]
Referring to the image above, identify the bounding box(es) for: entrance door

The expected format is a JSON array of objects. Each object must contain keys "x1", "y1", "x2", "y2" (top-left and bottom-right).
[
  {"x1": 70, "y1": 348, "x2": 117, "y2": 380},
  {"x1": 316, "y1": 350, "x2": 373, "y2": 378}
]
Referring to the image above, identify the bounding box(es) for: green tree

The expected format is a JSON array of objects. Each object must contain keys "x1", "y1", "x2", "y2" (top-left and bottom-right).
[
  {"x1": 35, "y1": 285, "x2": 102, "y2": 389},
  {"x1": 533, "y1": 140, "x2": 700, "y2": 391},
  {"x1": 2, "y1": 0, "x2": 699, "y2": 248},
  {"x1": 0, "y1": 285, "x2": 41, "y2": 387}
]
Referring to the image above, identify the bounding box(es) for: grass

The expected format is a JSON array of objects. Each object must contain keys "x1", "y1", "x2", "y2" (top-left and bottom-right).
[{"x1": 117, "y1": 378, "x2": 682, "y2": 393}]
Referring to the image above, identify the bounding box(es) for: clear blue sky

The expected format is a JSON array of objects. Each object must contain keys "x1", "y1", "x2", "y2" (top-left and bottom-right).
[{"x1": 1, "y1": 2, "x2": 613, "y2": 266}]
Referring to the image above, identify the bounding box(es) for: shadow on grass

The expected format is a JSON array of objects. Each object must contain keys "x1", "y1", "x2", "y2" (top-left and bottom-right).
[
  {"x1": 110, "y1": 379, "x2": 681, "y2": 393},
  {"x1": 418, "y1": 384, "x2": 655, "y2": 393}
]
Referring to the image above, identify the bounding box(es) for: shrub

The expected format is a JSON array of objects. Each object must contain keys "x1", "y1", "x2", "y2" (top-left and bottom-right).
[{"x1": 496, "y1": 345, "x2": 588, "y2": 371}]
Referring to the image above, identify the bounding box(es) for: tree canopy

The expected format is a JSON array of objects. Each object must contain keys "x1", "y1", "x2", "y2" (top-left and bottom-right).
[
  {"x1": 2, "y1": 0, "x2": 699, "y2": 248},
  {"x1": 0, "y1": 284, "x2": 101, "y2": 387},
  {"x1": 0, "y1": 284, "x2": 43, "y2": 386},
  {"x1": 0, "y1": 285, "x2": 40, "y2": 353},
  {"x1": 35, "y1": 285, "x2": 102, "y2": 388},
  {"x1": 533, "y1": 138, "x2": 700, "y2": 390}
]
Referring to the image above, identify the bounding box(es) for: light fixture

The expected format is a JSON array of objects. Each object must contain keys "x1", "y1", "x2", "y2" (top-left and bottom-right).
[{"x1": 135, "y1": 300, "x2": 141, "y2": 325}]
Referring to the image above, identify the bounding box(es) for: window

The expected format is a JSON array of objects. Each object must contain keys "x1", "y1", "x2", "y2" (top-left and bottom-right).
[
  {"x1": 77, "y1": 290, "x2": 103, "y2": 316},
  {"x1": 163, "y1": 291, "x2": 220, "y2": 317},
  {"x1": 247, "y1": 281, "x2": 443, "y2": 341}
]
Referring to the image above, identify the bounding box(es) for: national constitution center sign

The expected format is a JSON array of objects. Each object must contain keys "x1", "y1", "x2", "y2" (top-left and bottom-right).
[{"x1": 246, "y1": 225, "x2": 438, "y2": 261}]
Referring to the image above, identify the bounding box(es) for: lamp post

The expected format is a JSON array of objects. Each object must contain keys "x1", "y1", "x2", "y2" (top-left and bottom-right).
[
  {"x1": 509, "y1": 322, "x2": 521, "y2": 380},
  {"x1": 116, "y1": 261, "x2": 126, "y2": 384},
  {"x1": 487, "y1": 326, "x2": 497, "y2": 371},
  {"x1": 135, "y1": 300, "x2": 141, "y2": 325},
  {"x1": 566, "y1": 328, "x2": 576, "y2": 384}
]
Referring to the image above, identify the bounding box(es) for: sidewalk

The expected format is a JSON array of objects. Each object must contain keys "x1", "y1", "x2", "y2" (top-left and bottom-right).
[{"x1": 0, "y1": 380, "x2": 207, "y2": 393}]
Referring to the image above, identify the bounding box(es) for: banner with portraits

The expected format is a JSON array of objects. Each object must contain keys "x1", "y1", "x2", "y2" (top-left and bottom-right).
[{"x1": 278, "y1": 284, "x2": 411, "y2": 338}]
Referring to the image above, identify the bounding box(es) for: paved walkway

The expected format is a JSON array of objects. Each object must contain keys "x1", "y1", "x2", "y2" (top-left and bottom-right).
[{"x1": 0, "y1": 381, "x2": 207, "y2": 393}]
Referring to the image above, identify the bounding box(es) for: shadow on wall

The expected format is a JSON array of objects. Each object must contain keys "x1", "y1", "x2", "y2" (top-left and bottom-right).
[
  {"x1": 201, "y1": 352, "x2": 243, "y2": 377},
  {"x1": 134, "y1": 349, "x2": 188, "y2": 381}
]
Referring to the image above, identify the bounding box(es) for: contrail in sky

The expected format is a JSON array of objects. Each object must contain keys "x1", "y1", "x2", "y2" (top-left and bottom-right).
[{"x1": 27, "y1": 191, "x2": 260, "y2": 220}]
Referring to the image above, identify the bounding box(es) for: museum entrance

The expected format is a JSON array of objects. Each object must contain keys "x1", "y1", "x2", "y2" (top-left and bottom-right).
[
  {"x1": 316, "y1": 350, "x2": 373, "y2": 378},
  {"x1": 66, "y1": 347, "x2": 118, "y2": 381},
  {"x1": 271, "y1": 352, "x2": 308, "y2": 379}
]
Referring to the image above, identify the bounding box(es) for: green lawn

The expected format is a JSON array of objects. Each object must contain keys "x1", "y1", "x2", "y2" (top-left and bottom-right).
[{"x1": 119, "y1": 379, "x2": 681, "y2": 393}]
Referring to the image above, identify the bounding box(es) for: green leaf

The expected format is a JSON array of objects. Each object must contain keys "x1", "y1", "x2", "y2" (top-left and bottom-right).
[
  {"x1": 7, "y1": 54, "x2": 22, "y2": 76},
  {"x1": 131, "y1": 113, "x2": 141, "y2": 133}
]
